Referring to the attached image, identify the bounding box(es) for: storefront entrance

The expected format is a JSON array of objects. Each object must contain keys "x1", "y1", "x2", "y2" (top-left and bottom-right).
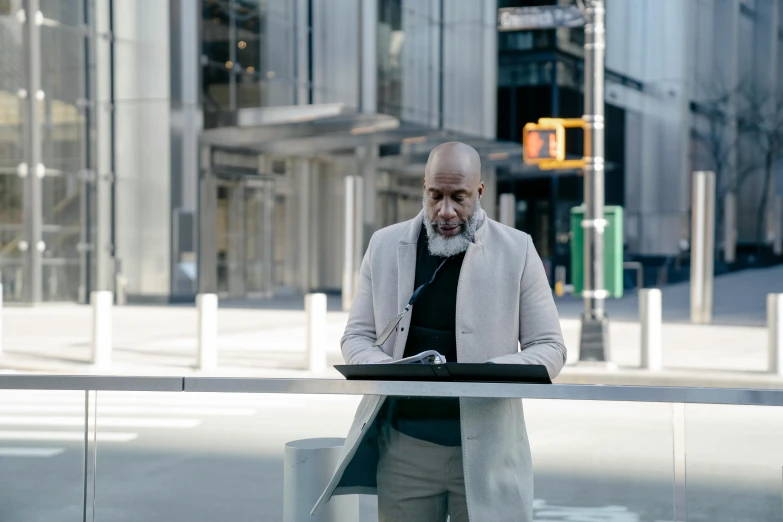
[{"x1": 213, "y1": 175, "x2": 275, "y2": 299}]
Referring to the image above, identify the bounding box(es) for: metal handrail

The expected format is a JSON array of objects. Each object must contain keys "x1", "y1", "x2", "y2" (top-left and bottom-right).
[{"x1": 1, "y1": 374, "x2": 783, "y2": 407}]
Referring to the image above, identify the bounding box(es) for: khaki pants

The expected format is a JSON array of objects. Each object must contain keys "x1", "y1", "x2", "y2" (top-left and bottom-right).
[{"x1": 377, "y1": 427, "x2": 468, "y2": 522}]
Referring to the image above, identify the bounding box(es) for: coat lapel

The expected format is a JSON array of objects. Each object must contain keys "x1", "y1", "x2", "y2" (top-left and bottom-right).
[{"x1": 393, "y1": 212, "x2": 422, "y2": 360}]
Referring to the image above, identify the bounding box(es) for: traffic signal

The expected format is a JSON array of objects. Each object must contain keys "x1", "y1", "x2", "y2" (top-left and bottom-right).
[
  {"x1": 523, "y1": 123, "x2": 564, "y2": 164},
  {"x1": 522, "y1": 118, "x2": 586, "y2": 170}
]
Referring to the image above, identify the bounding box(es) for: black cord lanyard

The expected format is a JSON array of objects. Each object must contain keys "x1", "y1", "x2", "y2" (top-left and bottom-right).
[{"x1": 372, "y1": 257, "x2": 450, "y2": 347}]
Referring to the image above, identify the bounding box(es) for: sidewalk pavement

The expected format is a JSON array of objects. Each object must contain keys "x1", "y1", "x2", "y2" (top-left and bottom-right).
[
  {"x1": 556, "y1": 262, "x2": 783, "y2": 326},
  {"x1": 0, "y1": 299, "x2": 780, "y2": 389}
]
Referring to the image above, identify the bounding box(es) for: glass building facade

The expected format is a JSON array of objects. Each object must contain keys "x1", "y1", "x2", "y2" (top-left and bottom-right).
[
  {"x1": 0, "y1": 0, "x2": 98, "y2": 302},
  {"x1": 0, "y1": 0, "x2": 504, "y2": 304}
]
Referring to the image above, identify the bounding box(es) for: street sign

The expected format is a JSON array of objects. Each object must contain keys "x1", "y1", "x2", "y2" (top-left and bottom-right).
[{"x1": 498, "y1": 6, "x2": 585, "y2": 32}]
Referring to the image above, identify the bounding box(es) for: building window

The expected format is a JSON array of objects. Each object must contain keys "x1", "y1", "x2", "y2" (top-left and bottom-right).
[
  {"x1": 498, "y1": 61, "x2": 554, "y2": 87},
  {"x1": 499, "y1": 29, "x2": 554, "y2": 51},
  {"x1": 500, "y1": 31, "x2": 534, "y2": 51},
  {"x1": 201, "y1": 0, "x2": 264, "y2": 115},
  {"x1": 377, "y1": 0, "x2": 403, "y2": 117},
  {"x1": 569, "y1": 27, "x2": 584, "y2": 47}
]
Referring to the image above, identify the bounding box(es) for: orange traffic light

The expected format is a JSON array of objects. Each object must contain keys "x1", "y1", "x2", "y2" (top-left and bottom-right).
[
  {"x1": 548, "y1": 132, "x2": 558, "y2": 157},
  {"x1": 523, "y1": 123, "x2": 563, "y2": 164},
  {"x1": 522, "y1": 118, "x2": 586, "y2": 170}
]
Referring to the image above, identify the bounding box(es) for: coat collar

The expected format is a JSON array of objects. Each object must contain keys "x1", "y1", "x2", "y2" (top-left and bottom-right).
[{"x1": 398, "y1": 208, "x2": 489, "y2": 247}]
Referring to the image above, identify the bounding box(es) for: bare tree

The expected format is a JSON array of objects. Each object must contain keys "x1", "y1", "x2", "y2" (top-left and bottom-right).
[
  {"x1": 738, "y1": 84, "x2": 783, "y2": 255},
  {"x1": 690, "y1": 78, "x2": 761, "y2": 259}
]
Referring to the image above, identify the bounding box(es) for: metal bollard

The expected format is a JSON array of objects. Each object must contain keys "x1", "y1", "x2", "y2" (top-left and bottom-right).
[
  {"x1": 115, "y1": 273, "x2": 127, "y2": 306},
  {"x1": 90, "y1": 291, "x2": 113, "y2": 366},
  {"x1": 284, "y1": 438, "x2": 359, "y2": 522},
  {"x1": 640, "y1": 288, "x2": 662, "y2": 370},
  {"x1": 499, "y1": 193, "x2": 516, "y2": 228},
  {"x1": 773, "y1": 195, "x2": 783, "y2": 257},
  {"x1": 305, "y1": 293, "x2": 328, "y2": 373},
  {"x1": 690, "y1": 171, "x2": 715, "y2": 324},
  {"x1": 768, "y1": 294, "x2": 783, "y2": 375},
  {"x1": 197, "y1": 293, "x2": 218, "y2": 370},
  {"x1": 554, "y1": 265, "x2": 567, "y2": 297},
  {"x1": 0, "y1": 283, "x2": 3, "y2": 357}
]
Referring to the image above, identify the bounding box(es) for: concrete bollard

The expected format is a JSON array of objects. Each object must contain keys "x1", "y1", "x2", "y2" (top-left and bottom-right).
[
  {"x1": 90, "y1": 291, "x2": 113, "y2": 366},
  {"x1": 197, "y1": 293, "x2": 218, "y2": 370},
  {"x1": 284, "y1": 438, "x2": 358, "y2": 522},
  {"x1": 768, "y1": 294, "x2": 783, "y2": 375},
  {"x1": 305, "y1": 293, "x2": 328, "y2": 373},
  {"x1": 640, "y1": 288, "x2": 662, "y2": 370}
]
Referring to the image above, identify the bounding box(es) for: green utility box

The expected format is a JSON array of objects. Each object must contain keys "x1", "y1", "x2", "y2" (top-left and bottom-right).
[{"x1": 569, "y1": 205, "x2": 624, "y2": 298}]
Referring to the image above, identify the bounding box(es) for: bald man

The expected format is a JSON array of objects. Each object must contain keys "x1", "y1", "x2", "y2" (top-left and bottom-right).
[{"x1": 314, "y1": 142, "x2": 567, "y2": 522}]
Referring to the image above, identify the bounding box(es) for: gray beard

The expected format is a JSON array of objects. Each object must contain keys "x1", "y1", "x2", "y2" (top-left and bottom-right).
[{"x1": 422, "y1": 196, "x2": 481, "y2": 257}]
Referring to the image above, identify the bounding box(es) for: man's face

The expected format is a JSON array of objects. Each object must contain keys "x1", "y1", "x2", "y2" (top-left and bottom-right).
[{"x1": 424, "y1": 167, "x2": 484, "y2": 238}]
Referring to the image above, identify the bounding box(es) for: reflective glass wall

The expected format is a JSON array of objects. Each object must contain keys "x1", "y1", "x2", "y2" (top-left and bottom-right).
[
  {"x1": 377, "y1": 0, "x2": 403, "y2": 117},
  {"x1": 0, "y1": 0, "x2": 96, "y2": 303},
  {"x1": 40, "y1": 0, "x2": 92, "y2": 303},
  {"x1": 201, "y1": 0, "x2": 298, "y2": 123},
  {"x1": 0, "y1": 8, "x2": 25, "y2": 301}
]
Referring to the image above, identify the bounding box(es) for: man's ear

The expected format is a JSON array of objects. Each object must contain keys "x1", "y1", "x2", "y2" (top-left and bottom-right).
[{"x1": 477, "y1": 182, "x2": 485, "y2": 198}]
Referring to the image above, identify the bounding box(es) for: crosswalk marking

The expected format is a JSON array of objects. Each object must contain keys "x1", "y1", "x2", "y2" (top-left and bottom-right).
[
  {"x1": 0, "y1": 447, "x2": 65, "y2": 457},
  {"x1": 0, "y1": 416, "x2": 201, "y2": 428},
  {"x1": 0, "y1": 430, "x2": 138, "y2": 442}
]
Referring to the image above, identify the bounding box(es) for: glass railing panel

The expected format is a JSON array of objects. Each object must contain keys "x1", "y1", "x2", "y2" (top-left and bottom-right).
[
  {"x1": 526, "y1": 399, "x2": 675, "y2": 521},
  {"x1": 0, "y1": 389, "x2": 87, "y2": 522},
  {"x1": 88, "y1": 388, "x2": 690, "y2": 521},
  {"x1": 685, "y1": 403, "x2": 783, "y2": 521},
  {"x1": 92, "y1": 390, "x2": 365, "y2": 521}
]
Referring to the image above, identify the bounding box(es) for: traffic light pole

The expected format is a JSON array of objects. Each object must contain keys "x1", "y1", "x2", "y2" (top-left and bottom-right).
[{"x1": 578, "y1": 0, "x2": 611, "y2": 362}]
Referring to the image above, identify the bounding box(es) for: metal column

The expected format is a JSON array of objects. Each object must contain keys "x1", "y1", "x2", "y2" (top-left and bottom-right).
[
  {"x1": 723, "y1": 192, "x2": 737, "y2": 263},
  {"x1": 92, "y1": 0, "x2": 114, "y2": 294},
  {"x1": 295, "y1": 159, "x2": 312, "y2": 294},
  {"x1": 358, "y1": 146, "x2": 377, "y2": 252},
  {"x1": 578, "y1": 0, "x2": 609, "y2": 361},
  {"x1": 342, "y1": 175, "x2": 363, "y2": 312},
  {"x1": 227, "y1": 180, "x2": 245, "y2": 297},
  {"x1": 261, "y1": 178, "x2": 275, "y2": 297},
  {"x1": 21, "y1": 0, "x2": 43, "y2": 303},
  {"x1": 690, "y1": 171, "x2": 715, "y2": 324},
  {"x1": 768, "y1": 293, "x2": 783, "y2": 375},
  {"x1": 198, "y1": 145, "x2": 218, "y2": 294}
]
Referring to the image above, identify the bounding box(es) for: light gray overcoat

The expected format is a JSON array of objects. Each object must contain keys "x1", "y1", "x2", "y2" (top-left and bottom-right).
[{"x1": 312, "y1": 209, "x2": 567, "y2": 522}]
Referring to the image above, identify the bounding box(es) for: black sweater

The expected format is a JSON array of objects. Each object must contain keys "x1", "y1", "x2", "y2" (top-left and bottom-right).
[{"x1": 391, "y1": 226, "x2": 464, "y2": 446}]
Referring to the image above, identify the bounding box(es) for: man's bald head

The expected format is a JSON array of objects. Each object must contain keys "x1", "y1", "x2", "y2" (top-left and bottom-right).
[
  {"x1": 424, "y1": 141, "x2": 482, "y2": 185},
  {"x1": 421, "y1": 142, "x2": 485, "y2": 253}
]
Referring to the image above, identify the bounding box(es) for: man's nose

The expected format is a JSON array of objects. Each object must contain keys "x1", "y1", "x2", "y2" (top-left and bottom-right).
[{"x1": 438, "y1": 200, "x2": 458, "y2": 221}]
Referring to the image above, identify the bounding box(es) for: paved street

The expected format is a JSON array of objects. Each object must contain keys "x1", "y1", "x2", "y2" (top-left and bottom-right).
[{"x1": 0, "y1": 389, "x2": 781, "y2": 521}]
